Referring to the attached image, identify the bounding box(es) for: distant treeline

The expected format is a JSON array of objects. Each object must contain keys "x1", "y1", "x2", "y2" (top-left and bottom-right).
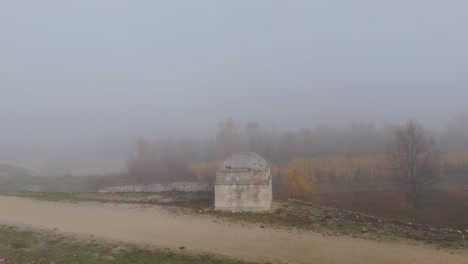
[{"x1": 127, "y1": 115, "x2": 468, "y2": 195}]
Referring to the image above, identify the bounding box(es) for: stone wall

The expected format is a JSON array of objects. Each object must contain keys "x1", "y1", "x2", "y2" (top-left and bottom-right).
[
  {"x1": 98, "y1": 181, "x2": 212, "y2": 193},
  {"x1": 215, "y1": 171, "x2": 272, "y2": 212}
]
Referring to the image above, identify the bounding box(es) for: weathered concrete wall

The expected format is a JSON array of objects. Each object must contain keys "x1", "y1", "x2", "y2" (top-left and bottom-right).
[{"x1": 215, "y1": 171, "x2": 272, "y2": 212}]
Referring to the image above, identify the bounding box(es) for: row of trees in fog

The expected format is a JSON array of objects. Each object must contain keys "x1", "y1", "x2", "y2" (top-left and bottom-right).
[
  {"x1": 126, "y1": 114, "x2": 468, "y2": 212},
  {"x1": 128, "y1": 114, "x2": 468, "y2": 183},
  {"x1": 125, "y1": 118, "x2": 460, "y2": 211}
]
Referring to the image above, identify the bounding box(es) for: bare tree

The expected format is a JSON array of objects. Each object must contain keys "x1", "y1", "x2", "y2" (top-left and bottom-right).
[
  {"x1": 127, "y1": 138, "x2": 157, "y2": 184},
  {"x1": 386, "y1": 120, "x2": 441, "y2": 214},
  {"x1": 245, "y1": 121, "x2": 260, "y2": 152},
  {"x1": 217, "y1": 118, "x2": 241, "y2": 158}
]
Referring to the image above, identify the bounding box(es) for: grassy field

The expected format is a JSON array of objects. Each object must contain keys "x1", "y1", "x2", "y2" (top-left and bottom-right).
[
  {"x1": 0, "y1": 225, "x2": 254, "y2": 264},
  {"x1": 311, "y1": 173, "x2": 468, "y2": 229},
  {"x1": 318, "y1": 187, "x2": 468, "y2": 229},
  {"x1": 0, "y1": 164, "x2": 129, "y2": 193}
]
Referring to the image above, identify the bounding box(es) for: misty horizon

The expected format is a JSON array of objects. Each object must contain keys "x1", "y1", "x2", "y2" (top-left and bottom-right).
[{"x1": 1, "y1": 1, "x2": 467, "y2": 173}]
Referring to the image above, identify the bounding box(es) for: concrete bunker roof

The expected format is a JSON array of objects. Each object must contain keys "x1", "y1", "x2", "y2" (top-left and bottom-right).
[{"x1": 217, "y1": 152, "x2": 269, "y2": 173}]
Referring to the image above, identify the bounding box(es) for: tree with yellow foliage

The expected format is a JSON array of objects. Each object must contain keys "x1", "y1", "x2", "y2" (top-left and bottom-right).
[{"x1": 282, "y1": 158, "x2": 315, "y2": 201}]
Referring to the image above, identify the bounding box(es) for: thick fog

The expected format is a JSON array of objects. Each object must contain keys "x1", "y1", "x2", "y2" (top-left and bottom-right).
[{"x1": 1, "y1": 0, "x2": 467, "y2": 173}]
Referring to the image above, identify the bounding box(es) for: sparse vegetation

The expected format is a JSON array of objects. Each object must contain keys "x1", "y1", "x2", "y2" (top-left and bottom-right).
[
  {"x1": 0, "y1": 225, "x2": 254, "y2": 264},
  {"x1": 211, "y1": 199, "x2": 467, "y2": 250}
]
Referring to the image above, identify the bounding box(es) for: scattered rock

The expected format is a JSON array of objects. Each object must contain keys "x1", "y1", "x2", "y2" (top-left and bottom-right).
[
  {"x1": 99, "y1": 182, "x2": 212, "y2": 193},
  {"x1": 111, "y1": 246, "x2": 129, "y2": 254}
]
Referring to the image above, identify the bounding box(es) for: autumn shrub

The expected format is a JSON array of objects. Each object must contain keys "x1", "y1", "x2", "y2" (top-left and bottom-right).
[
  {"x1": 281, "y1": 155, "x2": 388, "y2": 185},
  {"x1": 186, "y1": 160, "x2": 222, "y2": 182},
  {"x1": 282, "y1": 158, "x2": 315, "y2": 201}
]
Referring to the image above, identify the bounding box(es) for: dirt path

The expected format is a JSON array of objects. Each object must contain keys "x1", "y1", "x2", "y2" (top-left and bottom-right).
[{"x1": 0, "y1": 196, "x2": 466, "y2": 264}]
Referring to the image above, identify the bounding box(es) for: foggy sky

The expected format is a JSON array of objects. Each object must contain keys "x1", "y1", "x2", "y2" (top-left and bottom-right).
[{"x1": 1, "y1": 1, "x2": 468, "y2": 168}]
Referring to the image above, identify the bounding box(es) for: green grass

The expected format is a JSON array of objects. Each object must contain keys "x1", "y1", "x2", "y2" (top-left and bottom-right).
[
  {"x1": 34, "y1": 192, "x2": 83, "y2": 202},
  {"x1": 0, "y1": 225, "x2": 254, "y2": 264},
  {"x1": 0, "y1": 164, "x2": 131, "y2": 193},
  {"x1": 1, "y1": 192, "x2": 96, "y2": 204}
]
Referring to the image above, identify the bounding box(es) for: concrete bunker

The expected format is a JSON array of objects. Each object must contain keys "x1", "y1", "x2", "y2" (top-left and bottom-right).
[{"x1": 214, "y1": 152, "x2": 272, "y2": 212}]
